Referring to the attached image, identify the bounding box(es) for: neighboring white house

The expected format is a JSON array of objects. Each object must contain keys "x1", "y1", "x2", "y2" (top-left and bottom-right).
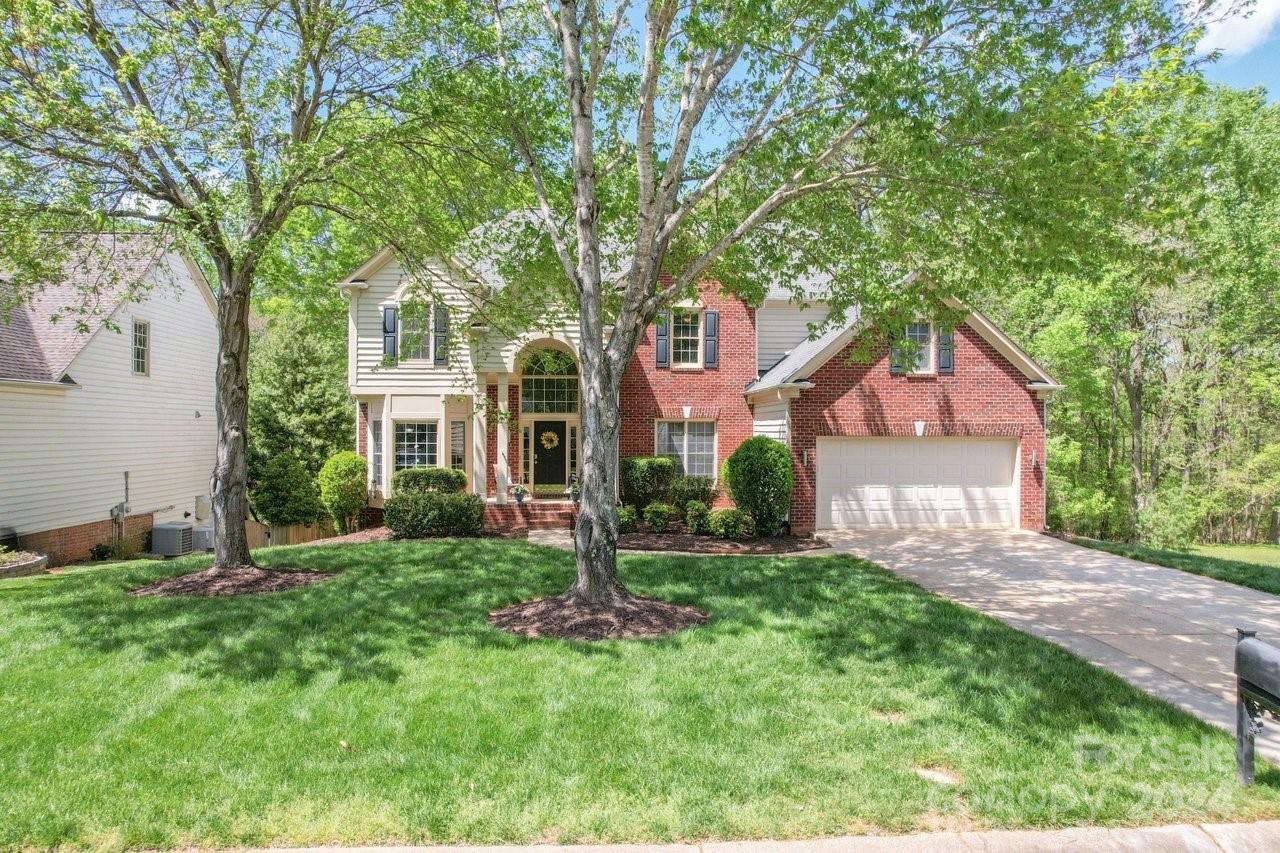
[{"x1": 0, "y1": 234, "x2": 219, "y2": 564}]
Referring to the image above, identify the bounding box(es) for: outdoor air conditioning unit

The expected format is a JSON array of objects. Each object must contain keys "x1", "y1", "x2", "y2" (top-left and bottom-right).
[
  {"x1": 192, "y1": 526, "x2": 214, "y2": 552},
  {"x1": 153, "y1": 522, "x2": 194, "y2": 557}
]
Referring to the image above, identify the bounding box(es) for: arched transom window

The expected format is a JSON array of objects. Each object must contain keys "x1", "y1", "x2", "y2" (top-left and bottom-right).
[{"x1": 520, "y1": 348, "x2": 578, "y2": 414}]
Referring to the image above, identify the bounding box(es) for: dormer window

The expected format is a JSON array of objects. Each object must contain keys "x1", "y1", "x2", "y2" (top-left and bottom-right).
[{"x1": 131, "y1": 320, "x2": 150, "y2": 375}]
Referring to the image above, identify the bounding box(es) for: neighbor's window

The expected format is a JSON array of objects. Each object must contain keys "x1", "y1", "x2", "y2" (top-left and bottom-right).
[
  {"x1": 394, "y1": 422, "x2": 437, "y2": 470},
  {"x1": 656, "y1": 420, "x2": 716, "y2": 477},
  {"x1": 672, "y1": 308, "x2": 701, "y2": 366},
  {"x1": 371, "y1": 420, "x2": 383, "y2": 486},
  {"x1": 131, "y1": 320, "x2": 150, "y2": 375},
  {"x1": 449, "y1": 420, "x2": 466, "y2": 471},
  {"x1": 906, "y1": 322, "x2": 933, "y2": 373}
]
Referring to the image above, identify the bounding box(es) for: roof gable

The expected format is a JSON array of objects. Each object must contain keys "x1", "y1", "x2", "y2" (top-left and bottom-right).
[
  {"x1": 747, "y1": 301, "x2": 1060, "y2": 397},
  {"x1": 0, "y1": 234, "x2": 180, "y2": 383}
]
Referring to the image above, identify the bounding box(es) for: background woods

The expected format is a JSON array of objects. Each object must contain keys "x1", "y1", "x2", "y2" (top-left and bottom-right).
[{"x1": 988, "y1": 84, "x2": 1280, "y2": 547}]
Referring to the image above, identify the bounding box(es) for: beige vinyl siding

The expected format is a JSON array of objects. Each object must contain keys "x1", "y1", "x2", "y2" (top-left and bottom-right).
[
  {"x1": 0, "y1": 254, "x2": 218, "y2": 537},
  {"x1": 351, "y1": 257, "x2": 479, "y2": 392},
  {"x1": 752, "y1": 398, "x2": 790, "y2": 445},
  {"x1": 756, "y1": 300, "x2": 828, "y2": 374}
]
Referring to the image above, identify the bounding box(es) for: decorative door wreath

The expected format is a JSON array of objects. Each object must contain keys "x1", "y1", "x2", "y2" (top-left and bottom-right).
[{"x1": 540, "y1": 430, "x2": 560, "y2": 450}]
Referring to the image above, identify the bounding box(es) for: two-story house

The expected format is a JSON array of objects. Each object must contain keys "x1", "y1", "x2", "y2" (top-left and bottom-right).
[
  {"x1": 0, "y1": 234, "x2": 219, "y2": 564},
  {"x1": 340, "y1": 247, "x2": 1061, "y2": 534}
]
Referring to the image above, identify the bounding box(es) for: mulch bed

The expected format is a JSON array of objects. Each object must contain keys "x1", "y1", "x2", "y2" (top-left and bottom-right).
[
  {"x1": 489, "y1": 593, "x2": 708, "y2": 640},
  {"x1": 306, "y1": 526, "x2": 394, "y2": 546},
  {"x1": 131, "y1": 565, "x2": 333, "y2": 597},
  {"x1": 618, "y1": 530, "x2": 830, "y2": 555}
]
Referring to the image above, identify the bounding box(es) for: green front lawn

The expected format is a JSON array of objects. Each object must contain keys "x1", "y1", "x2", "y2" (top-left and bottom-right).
[
  {"x1": 2, "y1": 540, "x2": 1278, "y2": 848},
  {"x1": 1071, "y1": 537, "x2": 1280, "y2": 595}
]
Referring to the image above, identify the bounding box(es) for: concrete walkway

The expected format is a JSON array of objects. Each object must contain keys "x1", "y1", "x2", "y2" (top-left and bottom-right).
[
  {"x1": 249, "y1": 820, "x2": 1280, "y2": 851},
  {"x1": 821, "y1": 529, "x2": 1280, "y2": 762}
]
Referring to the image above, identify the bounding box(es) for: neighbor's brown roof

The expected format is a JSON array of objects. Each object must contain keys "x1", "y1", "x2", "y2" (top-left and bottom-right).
[{"x1": 0, "y1": 233, "x2": 171, "y2": 383}]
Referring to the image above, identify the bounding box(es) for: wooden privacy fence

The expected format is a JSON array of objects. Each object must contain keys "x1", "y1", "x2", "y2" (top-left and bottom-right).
[{"x1": 244, "y1": 519, "x2": 337, "y2": 549}]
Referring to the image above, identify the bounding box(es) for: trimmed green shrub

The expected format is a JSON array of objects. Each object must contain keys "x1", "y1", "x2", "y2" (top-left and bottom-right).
[
  {"x1": 685, "y1": 500, "x2": 710, "y2": 535},
  {"x1": 318, "y1": 451, "x2": 367, "y2": 534},
  {"x1": 671, "y1": 475, "x2": 716, "y2": 508},
  {"x1": 643, "y1": 501, "x2": 675, "y2": 533},
  {"x1": 621, "y1": 456, "x2": 677, "y2": 508},
  {"x1": 251, "y1": 454, "x2": 322, "y2": 526},
  {"x1": 384, "y1": 493, "x2": 435, "y2": 538},
  {"x1": 709, "y1": 507, "x2": 754, "y2": 539},
  {"x1": 617, "y1": 505, "x2": 638, "y2": 534},
  {"x1": 384, "y1": 492, "x2": 484, "y2": 538},
  {"x1": 394, "y1": 466, "x2": 468, "y2": 495},
  {"x1": 722, "y1": 437, "x2": 793, "y2": 536},
  {"x1": 435, "y1": 493, "x2": 485, "y2": 536}
]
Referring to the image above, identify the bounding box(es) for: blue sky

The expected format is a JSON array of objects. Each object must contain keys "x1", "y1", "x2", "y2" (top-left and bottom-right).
[{"x1": 1198, "y1": 0, "x2": 1280, "y2": 98}]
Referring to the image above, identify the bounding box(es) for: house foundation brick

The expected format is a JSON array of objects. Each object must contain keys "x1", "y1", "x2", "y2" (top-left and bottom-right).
[{"x1": 18, "y1": 512, "x2": 155, "y2": 568}]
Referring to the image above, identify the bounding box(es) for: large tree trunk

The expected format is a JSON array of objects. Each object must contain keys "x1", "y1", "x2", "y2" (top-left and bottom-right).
[
  {"x1": 570, "y1": 359, "x2": 625, "y2": 603},
  {"x1": 210, "y1": 261, "x2": 255, "y2": 569}
]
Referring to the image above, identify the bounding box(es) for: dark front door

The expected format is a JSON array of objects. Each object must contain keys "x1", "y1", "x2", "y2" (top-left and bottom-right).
[{"x1": 533, "y1": 420, "x2": 568, "y2": 489}]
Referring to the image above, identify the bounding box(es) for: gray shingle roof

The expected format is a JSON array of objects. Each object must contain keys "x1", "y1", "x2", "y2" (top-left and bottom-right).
[{"x1": 0, "y1": 234, "x2": 170, "y2": 382}]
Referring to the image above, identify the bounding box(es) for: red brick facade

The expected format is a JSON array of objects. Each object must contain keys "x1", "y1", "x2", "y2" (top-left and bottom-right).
[
  {"x1": 786, "y1": 324, "x2": 1046, "y2": 532},
  {"x1": 356, "y1": 402, "x2": 369, "y2": 459},
  {"x1": 19, "y1": 512, "x2": 155, "y2": 568},
  {"x1": 485, "y1": 384, "x2": 499, "y2": 497},
  {"x1": 456, "y1": 289, "x2": 1049, "y2": 534},
  {"x1": 617, "y1": 282, "x2": 756, "y2": 507}
]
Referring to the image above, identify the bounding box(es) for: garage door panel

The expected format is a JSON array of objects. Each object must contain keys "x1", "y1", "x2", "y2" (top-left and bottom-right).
[{"x1": 817, "y1": 438, "x2": 1017, "y2": 530}]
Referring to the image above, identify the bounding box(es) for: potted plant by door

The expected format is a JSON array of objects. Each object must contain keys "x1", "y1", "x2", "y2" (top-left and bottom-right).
[{"x1": 511, "y1": 484, "x2": 529, "y2": 504}]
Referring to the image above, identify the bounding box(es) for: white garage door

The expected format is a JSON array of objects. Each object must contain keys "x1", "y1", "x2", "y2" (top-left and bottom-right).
[{"x1": 816, "y1": 437, "x2": 1018, "y2": 529}]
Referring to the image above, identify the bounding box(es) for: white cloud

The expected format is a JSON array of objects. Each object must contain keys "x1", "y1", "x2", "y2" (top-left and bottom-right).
[{"x1": 1197, "y1": 0, "x2": 1280, "y2": 58}]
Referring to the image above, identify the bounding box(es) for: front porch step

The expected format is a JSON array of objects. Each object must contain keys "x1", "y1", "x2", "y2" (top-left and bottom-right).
[{"x1": 483, "y1": 502, "x2": 576, "y2": 533}]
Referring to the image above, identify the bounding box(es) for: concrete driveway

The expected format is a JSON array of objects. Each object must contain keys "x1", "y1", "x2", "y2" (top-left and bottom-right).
[{"x1": 821, "y1": 528, "x2": 1280, "y2": 761}]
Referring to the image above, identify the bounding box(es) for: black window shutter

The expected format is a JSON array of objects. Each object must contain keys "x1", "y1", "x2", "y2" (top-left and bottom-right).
[
  {"x1": 382, "y1": 306, "x2": 398, "y2": 359},
  {"x1": 938, "y1": 328, "x2": 955, "y2": 374},
  {"x1": 433, "y1": 302, "x2": 449, "y2": 366},
  {"x1": 703, "y1": 310, "x2": 719, "y2": 368},
  {"x1": 888, "y1": 332, "x2": 905, "y2": 374},
  {"x1": 655, "y1": 311, "x2": 670, "y2": 368}
]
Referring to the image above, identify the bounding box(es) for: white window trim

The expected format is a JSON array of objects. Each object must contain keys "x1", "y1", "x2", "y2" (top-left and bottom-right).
[
  {"x1": 654, "y1": 419, "x2": 718, "y2": 480},
  {"x1": 906, "y1": 321, "x2": 936, "y2": 375},
  {"x1": 131, "y1": 318, "x2": 150, "y2": 376},
  {"x1": 392, "y1": 419, "x2": 441, "y2": 473},
  {"x1": 670, "y1": 307, "x2": 703, "y2": 369}
]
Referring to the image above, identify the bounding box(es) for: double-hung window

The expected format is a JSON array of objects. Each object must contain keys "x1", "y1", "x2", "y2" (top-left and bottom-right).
[
  {"x1": 400, "y1": 303, "x2": 430, "y2": 361},
  {"x1": 131, "y1": 320, "x2": 150, "y2": 375},
  {"x1": 671, "y1": 308, "x2": 701, "y2": 367},
  {"x1": 656, "y1": 420, "x2": 716, "y2": 478},
  {"x1": 906, "y1": 322, "x2": 933, "y2": 373},
  {"x1": 394, "y1": 422, "x2": 437, "y2": 470}
]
